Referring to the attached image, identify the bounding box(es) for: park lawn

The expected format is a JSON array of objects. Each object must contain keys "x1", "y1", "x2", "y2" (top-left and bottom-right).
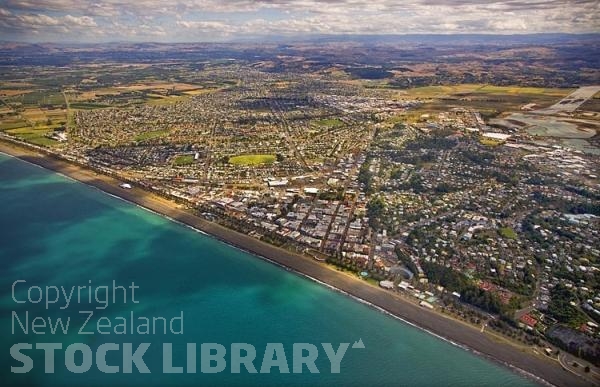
[
  {"x1": 229, "y1": 154, "x2": 276, "y2": 166},
  {"x1": 134, "y1": 129, "x2": 169, "y2": 141},
  {"x1": 173, "y1": 154, "x2": 195, "y2": 166},
  {"x1": 499, "y1": 227, "x2": 517, "y2": 239},
  {"x1": 480, "y1": 137, "x2": 504, "y2": 147},
  {"x1": 314, "y1": 118, "x2": 344, "y2": 128}
]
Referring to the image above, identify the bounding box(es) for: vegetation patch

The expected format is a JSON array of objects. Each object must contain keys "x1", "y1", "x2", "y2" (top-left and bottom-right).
[
  {"x1": 314, "y1": 118, "x2": 344, "y2": 128},
  {"x1": 480, "y1": 137, "x2": 503, "y2": 146},
  {"x1": 6, "y1": 127, "x2": 58, "y2": 146},
  {"x1": 134, "y1": 129, "x2": 169, "y2": 142},
  {"x1": 229, "y1": 154, "x2": 276, "y2": 166},
  {"x1": 499, "y1": 227, "x2": 517, "y2": 239},
  {"x1": 146, "y1": 95, "x2": 190, "y2": 106},
  {"x1": 11, "y1": 91, "x2": 65, "y2": 106},
  {"x1": 172, "y1": 154, "x2": 195, "y2": 166},
  {"x1": 70, "y1": 102, "x2": 112, "y2": 109},
  {"x1": 0, "y1": 121, "x2": 28, "y2": 131}
]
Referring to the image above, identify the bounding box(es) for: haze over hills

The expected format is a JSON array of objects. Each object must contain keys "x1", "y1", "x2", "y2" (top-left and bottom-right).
[
  {"x1": 1, "y1": 34, "x2": 598, "y2": 89},
  {"x1": 2, "y1": 32, "x2": 600, "y2": 47}
]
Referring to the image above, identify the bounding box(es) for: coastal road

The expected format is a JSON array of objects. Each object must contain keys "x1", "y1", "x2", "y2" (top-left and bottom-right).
[{"x1": 0, "y1": 138, "x2": 591, "y2": 387}]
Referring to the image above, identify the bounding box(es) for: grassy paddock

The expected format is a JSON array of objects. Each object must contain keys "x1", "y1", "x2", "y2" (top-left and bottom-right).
[
  {"x1": 0, "y1": 121, "x2": 28, "y2": 131},
  {"x1": 6, "y1": 127, "x2": 59, "y2": 146}
]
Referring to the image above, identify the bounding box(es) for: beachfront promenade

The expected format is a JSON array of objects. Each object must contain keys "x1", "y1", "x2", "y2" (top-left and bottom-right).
[{"x1": 0, "y1": 139, "x2": 591, "y2": 387}]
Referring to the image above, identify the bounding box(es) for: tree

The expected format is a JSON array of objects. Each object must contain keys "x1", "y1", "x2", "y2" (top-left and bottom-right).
[
  {"x1": 547, "y1": 284, "x2": 587, "y2": 326},
  {"x1": 367, "y1": 196, "x2": 385, "y2": 230}
]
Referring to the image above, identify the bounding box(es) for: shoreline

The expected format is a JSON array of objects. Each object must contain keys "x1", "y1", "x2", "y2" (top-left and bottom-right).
[{"x1": 0, "y1": 139, "x2": 591, "y2": 387}]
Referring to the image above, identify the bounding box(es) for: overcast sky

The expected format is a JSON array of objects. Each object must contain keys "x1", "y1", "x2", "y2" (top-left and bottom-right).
[{"x1": 1, "y1": 0, "x2": 599, "y2": 42}]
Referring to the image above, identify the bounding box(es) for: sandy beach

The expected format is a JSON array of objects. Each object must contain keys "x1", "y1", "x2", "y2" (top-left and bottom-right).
[{"x1": 0, "y1": 138, "x2": 591, "y2": 387}]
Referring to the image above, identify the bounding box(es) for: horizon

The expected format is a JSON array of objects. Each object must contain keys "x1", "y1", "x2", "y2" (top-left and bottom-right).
[
  {"x1": 1, "y1": 0, "x2": 599, "y2": 43},
  {"x1": 3, "y1": 32, "x2": 600, "y2": 47}
]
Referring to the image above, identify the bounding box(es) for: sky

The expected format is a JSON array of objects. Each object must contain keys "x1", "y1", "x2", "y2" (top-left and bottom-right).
[{"x1": 0, "y1": 0, "x2": 599, "y2": 43}]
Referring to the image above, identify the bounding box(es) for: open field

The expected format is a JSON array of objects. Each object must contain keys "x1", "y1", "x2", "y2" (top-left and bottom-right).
[
  {"x1": 229, "y1": 154, "x2": 276, "y2": 165},
  {"x1": 114, "y1": 82, "x2": 201, "y2": 92},
  {"x1": 0, "y1": 82, "x2": 36, "y2": 88},
  {"x1": 0, "y1": 120, "x2": 28, "y2": 130},
  {"x1": 134, "y1": 129, "x2": 169, "y2": 142},
  {"x1": 183, "y1": 88, "x2": 220, "y2": 95},
  {"x1": 0, "y1": 88, "x2": 68, "y2": 145},
  {"x1": 11, "y1": 91, "x2": 66, "y2": 106},
  {"x1": 172, "y1": 154, "x2": 195, "y2": 166},
  {"x1": 399, "y1": 84, "x2": 572, "y2": 99},
  {"x1": 63, "y1": 82, "x2": 209, "y2": 108},
  {"x1": 314, "y1": 118, "x2": 344, "y2": 128},
  {"x1": 394, "y1": 85, "x2": 575, "y2": 123},
  {"x1": 21, "y1": 108, "x2": 47, "y2": 121},
  {"x1": 5, "y1": 127, "x2": 58, "y2": 146},
  {"x1": 479, "y1": 137, "x2": 504, "y2": 146},
  {"x1": 146, "y1": 95, "x2": 191, "y2": 106},
  {"x1": 0, "y1": 89, "x2": 32, "y2": 97},
  {"x1": 397, "y1": 84, "x2": 488, "y2": 98},
  {"x1": 474, "y1": 85, "x2": 572, "y2": 97}
]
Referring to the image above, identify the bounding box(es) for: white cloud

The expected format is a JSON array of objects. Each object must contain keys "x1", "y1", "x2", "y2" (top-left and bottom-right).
[
  {"x1": 0, "y1": 1, "x2": 598, "y2": 42},
  {"x1": 64, "y1": 15, "x2": 97, "y2": 27}
]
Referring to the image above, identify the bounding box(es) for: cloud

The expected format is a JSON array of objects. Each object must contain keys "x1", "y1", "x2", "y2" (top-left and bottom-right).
[
  {"x1": 64, "y1": 15, "x2": 97, "y2": 27},
  {"x1": 0, "y1": 1, "x2": 598, "y2": 42}
]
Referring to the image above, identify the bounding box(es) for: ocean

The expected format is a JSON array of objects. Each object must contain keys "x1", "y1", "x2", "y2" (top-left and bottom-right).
[{"x1": 0, "y1": 153, "x2": 535, "y2": 386}]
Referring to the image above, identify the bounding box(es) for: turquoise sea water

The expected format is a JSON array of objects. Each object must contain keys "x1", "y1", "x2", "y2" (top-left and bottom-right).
[{"x1": 0, "y1": 154, "x2": 535, "y2": 386}]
